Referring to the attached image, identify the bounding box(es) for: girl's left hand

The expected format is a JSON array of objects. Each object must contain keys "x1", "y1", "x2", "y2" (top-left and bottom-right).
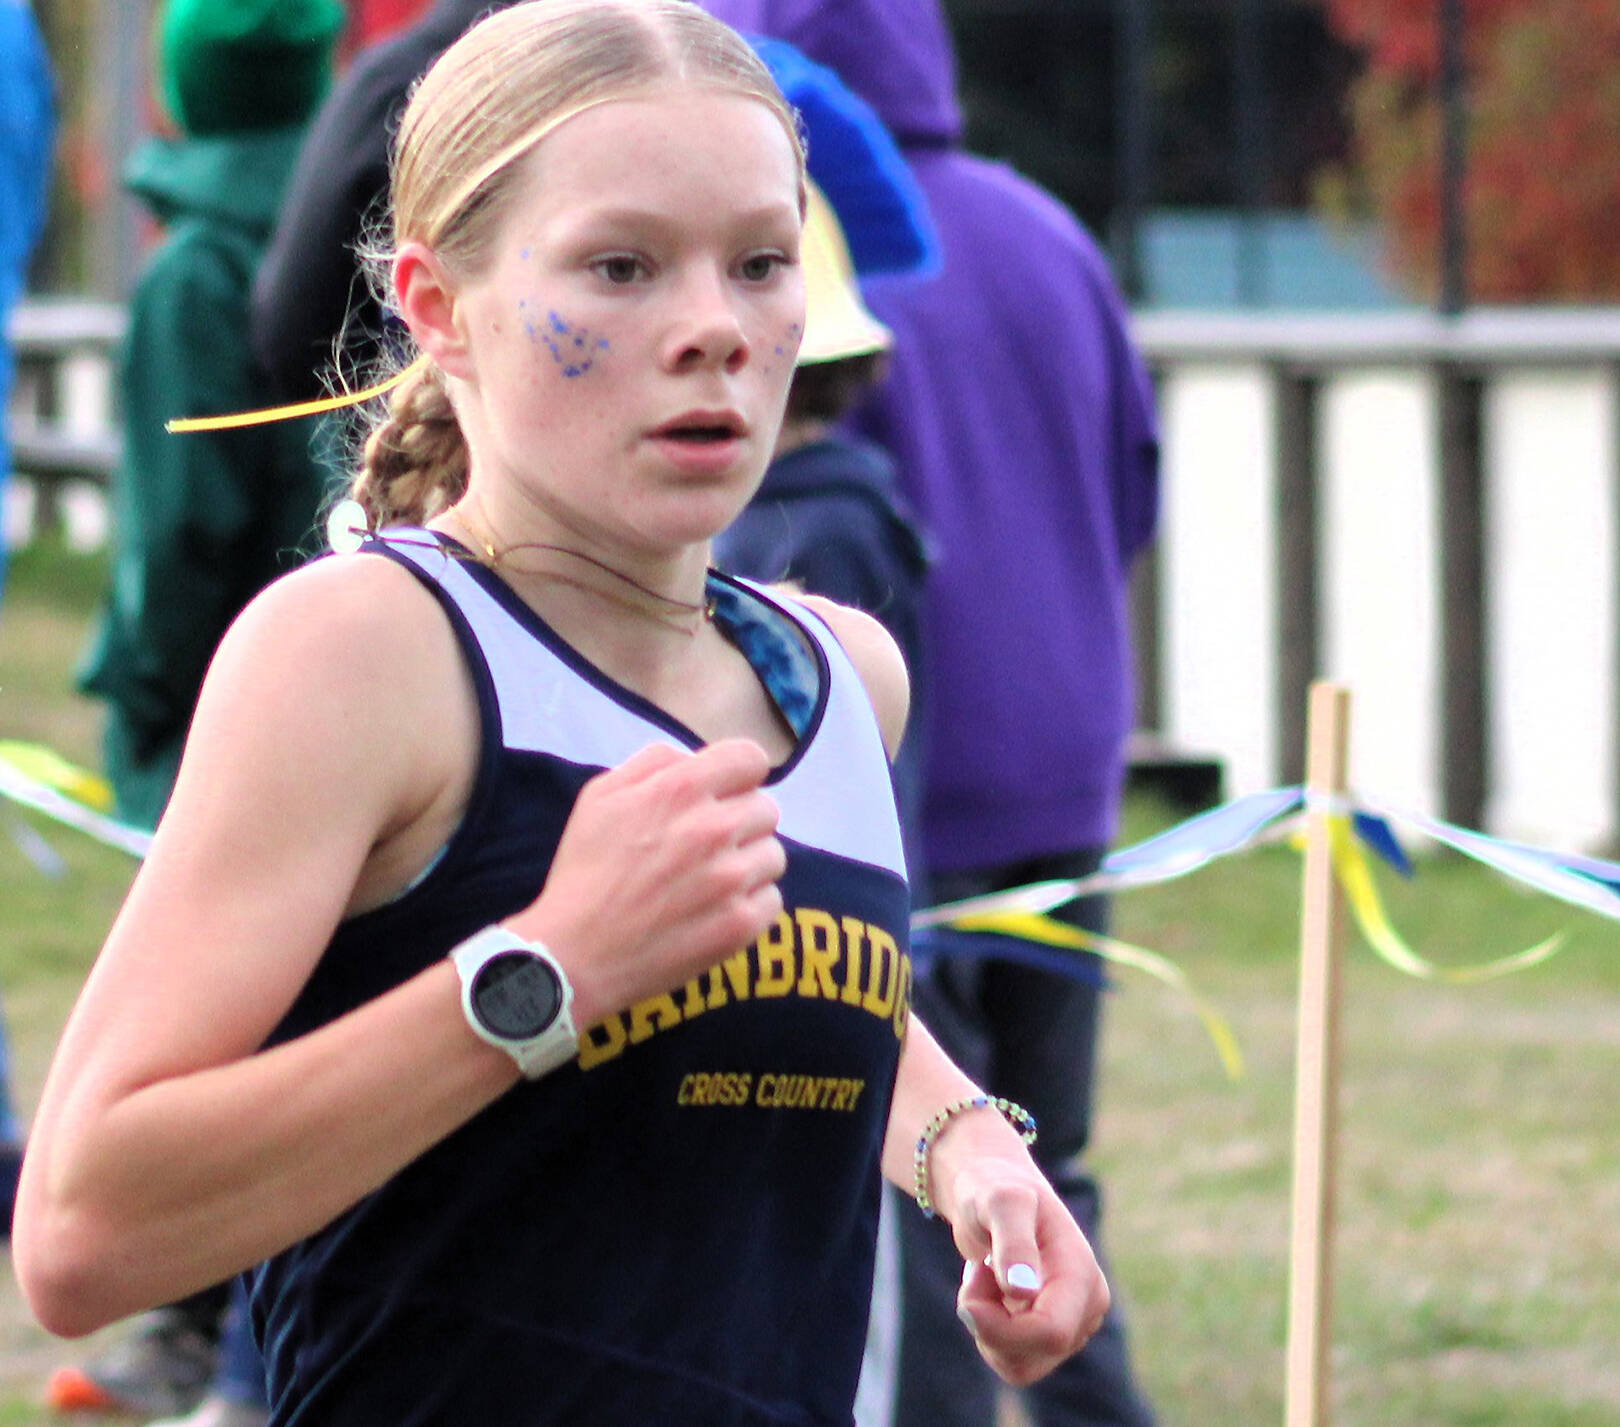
[{"x1": 945, "y1": 1157, "x2": 1111, "y2": 1386}]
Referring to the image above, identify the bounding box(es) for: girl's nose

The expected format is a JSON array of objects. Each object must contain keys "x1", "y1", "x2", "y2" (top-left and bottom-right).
[{"x1": 665, "y1": 268, "x2": 750, "y2": 374}]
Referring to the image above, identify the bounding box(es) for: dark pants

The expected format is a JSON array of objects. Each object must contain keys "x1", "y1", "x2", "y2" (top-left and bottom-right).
[
  {"x1": 897, "y1": 849, "x2": 1155, "y2": 1427},
  {"x1": 168, "y1": 1279, "x2": 267, "y2": 1408},
  {"x1": 217, "y1": 1278, "x2": 268, "y2": 1407}
]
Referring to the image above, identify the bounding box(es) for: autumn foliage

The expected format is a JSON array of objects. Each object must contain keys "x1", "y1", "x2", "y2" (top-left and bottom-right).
[{"x1": 1320, "y1": 0, "x2": 1620, "y2": 301}]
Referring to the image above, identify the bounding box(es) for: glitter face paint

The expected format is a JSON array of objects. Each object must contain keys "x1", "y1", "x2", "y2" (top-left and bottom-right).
[{"x1": 518, "y1": 299, "x2": 611, "y2": 378}]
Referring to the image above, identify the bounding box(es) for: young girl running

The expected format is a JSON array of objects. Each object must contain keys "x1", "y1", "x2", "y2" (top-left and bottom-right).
[{"x1": 15, "y1": 4, "x2": 1108, "y2": 1422}]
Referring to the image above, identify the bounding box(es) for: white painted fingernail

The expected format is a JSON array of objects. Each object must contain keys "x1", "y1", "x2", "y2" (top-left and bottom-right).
[
  {"x1": 1006, "y1": 1262, "x2": 1041, "y2": 1292},
  {"x1": 956, "y1": 1304, "x2": 980, "y2": 1338}
]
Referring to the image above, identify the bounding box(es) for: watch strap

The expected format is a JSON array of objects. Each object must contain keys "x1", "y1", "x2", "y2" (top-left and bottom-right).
[{"x1": 450, "y1": 925, "x2": 579, "y2": 1079}]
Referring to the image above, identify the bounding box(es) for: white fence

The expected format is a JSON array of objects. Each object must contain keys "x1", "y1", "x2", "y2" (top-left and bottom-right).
[
  {"x1": 9, "y1": 300, "x2": 1620, "y2": 849},
  {"x1": 1135, "y1": 309, "x2": 1620, "y2": 851},
  {"x1": 5, "y1": 300, "x2": 123, "y2": 550}
]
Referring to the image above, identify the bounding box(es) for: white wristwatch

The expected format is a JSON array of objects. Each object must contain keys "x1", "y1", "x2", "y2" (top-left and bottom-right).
[{"x1": 450, "y1": 926, "x2": 578, "y2": 1079}]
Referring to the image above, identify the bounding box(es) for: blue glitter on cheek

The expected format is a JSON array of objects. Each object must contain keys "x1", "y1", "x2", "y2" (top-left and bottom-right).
[{"x1": 525, "y1": 309, "x2": 610, "y2": 378}]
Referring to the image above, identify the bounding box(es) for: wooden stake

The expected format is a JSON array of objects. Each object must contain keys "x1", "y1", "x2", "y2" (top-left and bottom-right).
[{"x1": 1284, "y1": 681, "x2": 1352, "y2": 1427}]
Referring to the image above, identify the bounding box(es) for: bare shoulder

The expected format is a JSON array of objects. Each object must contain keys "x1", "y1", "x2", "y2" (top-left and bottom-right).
[
  {"x1": 795, "y1": 594, "x2": 911, "y2": 759},
  {"x1": 222, "y1": 548, "x2": 452, "y2": 673},
  {"x1": 42, "y1": 551, "x2": 483, "y2": 1097},
  {"x1": 176, "y1": 549, "x2": 477, "y2": 859},
  {"x1": 210, "y1": 549, "x2": 472, "y2": 733}
]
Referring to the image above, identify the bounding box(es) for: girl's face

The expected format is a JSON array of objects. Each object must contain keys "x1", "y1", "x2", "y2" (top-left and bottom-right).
[{"x1": 433, "y1": 85, "x2": 805, "y2": 562}]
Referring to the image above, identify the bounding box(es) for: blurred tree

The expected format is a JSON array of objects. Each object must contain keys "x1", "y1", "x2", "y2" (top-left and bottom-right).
[
  {"x1": 350, "y1": 0, "x2": 431, "y2": 47},
  {"x1": 1320, "y1": 0, "x2": 1620, "y2": 300}
]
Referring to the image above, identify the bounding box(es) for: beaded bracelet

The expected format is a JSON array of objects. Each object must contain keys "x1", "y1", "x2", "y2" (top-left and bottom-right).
[{"x1": 913, "y1": 1095, "x2": 1038, "y2": 1219}]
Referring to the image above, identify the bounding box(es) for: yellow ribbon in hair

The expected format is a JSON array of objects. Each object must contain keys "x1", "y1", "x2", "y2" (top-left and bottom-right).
[
  {"x1": 1327, "y1": 817, "x2": 1565, "y2": 983},
  {"x1": 165, "y1": 354, "x2": 429, "y2": 434},
  {"x1": 947, "y1": 909, "x2": 1246, "y2": 1081}
]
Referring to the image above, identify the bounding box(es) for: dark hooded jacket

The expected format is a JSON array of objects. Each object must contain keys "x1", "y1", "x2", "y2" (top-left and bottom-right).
[
  {"x1": 78, "y1": 129, "x2": 327, "y2": 829},
  {"x1": 250, "y1": 0, "x2": 518, "y2": 399},
  {"x1": 707, "y1": 0, "x2": 1161, "y2": 870}
]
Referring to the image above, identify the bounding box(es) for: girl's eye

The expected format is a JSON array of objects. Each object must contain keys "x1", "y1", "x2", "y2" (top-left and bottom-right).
[
  {"x1": 592, "y1": 255, "x2": 647, "y2": 285},
  {"x1": 739, "y1": 252, "x2": 789, "y2": 283}
]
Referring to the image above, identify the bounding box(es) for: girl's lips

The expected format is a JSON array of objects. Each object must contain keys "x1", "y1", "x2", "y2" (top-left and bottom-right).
[
  {"x1": 651, "y1": 409, "x2": 747, "y2": 439},
  {"x1": 648, "y1": 430, "x2": 747, "y2": 475}
]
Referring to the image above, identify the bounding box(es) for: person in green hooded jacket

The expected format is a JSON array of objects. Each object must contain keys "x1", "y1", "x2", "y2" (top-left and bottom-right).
[
  {"x1": 77, "y1": 0, "x2": 344, "y2": 835},
  {"x1": 60, "y1": 7, "x2": 344, "y2": 1422}
]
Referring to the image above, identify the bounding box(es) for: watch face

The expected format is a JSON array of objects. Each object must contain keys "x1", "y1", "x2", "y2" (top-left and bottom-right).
[{"x1": 472, "y1": 951, "x2": 563, "y2": 1039}]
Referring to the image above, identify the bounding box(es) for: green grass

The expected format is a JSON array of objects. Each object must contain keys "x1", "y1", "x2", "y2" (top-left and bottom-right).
[
  {"x1": 1094, "y1": 802, "x2": 1620, "y2": 1426},
  {"x1": 3, "y1": 539, "x2": 1619, "y2": 1424}
]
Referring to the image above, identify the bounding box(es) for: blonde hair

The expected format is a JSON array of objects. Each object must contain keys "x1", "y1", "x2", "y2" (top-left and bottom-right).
[{"x1": 352, "y1": 0, "x2": 806, "y2": 529}]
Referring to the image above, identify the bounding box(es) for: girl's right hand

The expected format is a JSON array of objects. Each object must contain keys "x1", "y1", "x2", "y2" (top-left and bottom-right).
[{"x1": 506, "y1": 738, "x2": 786, "y2": 1017}]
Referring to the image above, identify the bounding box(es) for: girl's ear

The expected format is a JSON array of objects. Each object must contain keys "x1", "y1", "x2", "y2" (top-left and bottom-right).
[{"x1": 394, "y1": 241, "x2": 474, "y2": 380}]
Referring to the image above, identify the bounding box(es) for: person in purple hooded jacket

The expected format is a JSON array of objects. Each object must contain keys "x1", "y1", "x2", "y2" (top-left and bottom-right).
[{"x1": 702, "y1": 5, "x2": 1160, "y2": 1425}]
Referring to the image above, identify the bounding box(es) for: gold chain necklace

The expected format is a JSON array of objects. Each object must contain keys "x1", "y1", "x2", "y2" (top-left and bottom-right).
[{"x1": 443, "y1": 505, "x2": 715, "y2": 638}]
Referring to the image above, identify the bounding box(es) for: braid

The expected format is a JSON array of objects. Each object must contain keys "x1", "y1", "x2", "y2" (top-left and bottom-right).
[{"x1": 352, "y1": 359, "x2": 468, "y2": 528}]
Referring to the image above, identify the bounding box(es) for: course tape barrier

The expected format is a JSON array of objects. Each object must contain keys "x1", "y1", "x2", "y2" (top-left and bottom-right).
[
  {"x1": 9, "y1": 741, "x2": 1619, "y2": 1068},
  {"x1": 1327, "y1": 818, "x2": 1565, "y2": 984},
  {"x1": 913, "y1": 786, "x2": 1620, "y2": 1073},
  {"x1": 917, "y1": 912, "x2": 1247, "y2": 1081},
  {"x1": 0, "y1": 740, "x2": 116, "y2": 811},
  {"x1": 0, "y1": 742, "x2": 153, "y2": 862}
]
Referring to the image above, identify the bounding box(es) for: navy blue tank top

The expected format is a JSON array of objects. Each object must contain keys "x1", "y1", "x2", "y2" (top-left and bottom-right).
[{"x1": 250, "y1": 531, "x2": 912, "y2": 1426}]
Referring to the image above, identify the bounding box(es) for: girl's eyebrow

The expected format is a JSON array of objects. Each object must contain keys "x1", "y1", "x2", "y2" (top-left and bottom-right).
[{"x1": 556, "y1": 199, "x2": 801, "y2": 238}]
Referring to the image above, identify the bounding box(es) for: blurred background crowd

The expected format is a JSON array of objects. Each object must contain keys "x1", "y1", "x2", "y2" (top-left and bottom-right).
[
  {"x1": 25, "y1": 1, "x2": 1620, "y2": 311},
  {"x1": 19, "y1": 0, "x2": 1620, "y2": 310}
]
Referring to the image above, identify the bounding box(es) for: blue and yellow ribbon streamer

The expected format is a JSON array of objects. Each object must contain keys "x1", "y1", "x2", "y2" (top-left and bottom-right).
[
  {"x1": 0, "y1": 739, "x2": 115, "y2": 811},
  {"x1": 0, "y1": 741, "x2": 152, "y2": 859},
  {"x1": 916, "y1": 788, "x2": 1618, "y2": 1079},
  {"x1": 7, "y1": 730, "x2": 1616, "y2": 1069},
  {"x1": 943, "y1": 909, "x2": 1246, "y2": 1081},
  {"x1": 1327, "y1": 816, "x2": 1565, "y2": 983}
]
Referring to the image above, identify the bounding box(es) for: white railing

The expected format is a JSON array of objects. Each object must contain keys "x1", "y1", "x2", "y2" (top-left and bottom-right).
[
  {"x1": 5, "y1": 299, "x2": 124, "y2": 546},
  {"x1": 8, "y1": 299, "x2": 124, "y2": 475},
  {"x1": 1134, "y1": 307, "x2": 1620, "y2": 850},
  {"x1": 10, "y1": 299, "x2": 1620, "y2": 848}
]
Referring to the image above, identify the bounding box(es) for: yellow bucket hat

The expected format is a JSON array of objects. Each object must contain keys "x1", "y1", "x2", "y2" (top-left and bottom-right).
[{"x1": 797, "y1": 179, "x2": 892, "y2": 367}]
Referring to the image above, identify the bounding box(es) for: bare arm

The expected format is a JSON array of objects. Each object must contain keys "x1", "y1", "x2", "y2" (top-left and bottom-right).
[
  {"x1": 881, "y1": 1017, "x2": 1109, "y2": 1386},
  {"x1": 17, "y1": 556, "x2": 507, "y2": 1330},
  {"x1": 16, "y1": 556, "x2": 786, "y2": 1335}
]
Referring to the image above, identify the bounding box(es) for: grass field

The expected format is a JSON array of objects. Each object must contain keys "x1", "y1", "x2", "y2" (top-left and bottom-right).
[{"x1": 2, "y1": 539, "x2": 1618, "y2": 1425}]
